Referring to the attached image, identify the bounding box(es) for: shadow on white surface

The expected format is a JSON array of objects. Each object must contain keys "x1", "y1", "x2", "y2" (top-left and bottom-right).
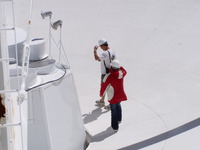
[
  {"x1": 119, "y1": 117, "x2": 200, "y2": 150},
  {"x1": 91, "y1": 127, "x2": 117, "y2": 142},
  {"x1": 82, "y1": 106, "x2": 109, "y2": 124}
]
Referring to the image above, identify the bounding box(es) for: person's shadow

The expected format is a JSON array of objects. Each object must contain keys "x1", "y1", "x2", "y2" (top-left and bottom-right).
[
  {"x1": 82, "y1": 106, "x2": 109, "y2": 124},
  {"x1": 91, "y1": 127, "x2": 116, "y2": 142}
]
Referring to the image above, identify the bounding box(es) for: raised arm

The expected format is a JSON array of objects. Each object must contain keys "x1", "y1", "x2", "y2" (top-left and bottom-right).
[{"x1": 93, "y1": 45, "x2": 100, "y2": 61}]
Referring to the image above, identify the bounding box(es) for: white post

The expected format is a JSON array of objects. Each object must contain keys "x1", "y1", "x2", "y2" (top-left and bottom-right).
[
  {"x1": 49, "y1": 16, "x2": 52, "y2": 58},
  {"x1": 59, "y1": 26, "x2": 62, "y2": 64}
]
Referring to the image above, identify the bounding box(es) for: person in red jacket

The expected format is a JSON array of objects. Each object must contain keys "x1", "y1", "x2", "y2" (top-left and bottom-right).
[{"x1": 100, "y1": 59, "x2": 127, "y2": 132}]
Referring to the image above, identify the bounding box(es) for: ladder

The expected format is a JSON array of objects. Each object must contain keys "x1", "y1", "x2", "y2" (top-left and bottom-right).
[
  {"x1": 0, "y1": 0, "x2": 20, "y2": 93},
  {"x1": 0, "y1": 0, "x2": 27, "y2": 150}
]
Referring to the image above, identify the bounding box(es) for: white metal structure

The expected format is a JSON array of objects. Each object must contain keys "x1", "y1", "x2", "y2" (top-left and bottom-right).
[
  {"x1": 0, "y1": 1, "x2": 26, "y2": 150},
  {"x1": 0, "y1": 0, "x2": 86, "y2": 150}
]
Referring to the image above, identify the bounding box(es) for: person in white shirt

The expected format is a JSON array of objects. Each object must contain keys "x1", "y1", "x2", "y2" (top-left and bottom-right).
[{"x1": 93, "y1": 38, "x2": 116, "y2": 108}]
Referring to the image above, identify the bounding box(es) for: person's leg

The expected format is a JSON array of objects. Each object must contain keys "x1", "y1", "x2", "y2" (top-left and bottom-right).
[
  {"x1": 101, "y1": 95, "x2": 105, "y2": 102},
  {"x1": 100, "y1": 74, "x2": 106, "y2": 102},
  {"x1": 95, "y1": 74, "x2": 106, "y2": 105},
  {"x1": 110, "y1": 103, "x2": 118, "y2": 130},
  {"x1": 100, "y1": 74, "x2": 110, "y2": 110},
  {"x1": 116, "y1": 103, "x2": 122, "y2": 123}
]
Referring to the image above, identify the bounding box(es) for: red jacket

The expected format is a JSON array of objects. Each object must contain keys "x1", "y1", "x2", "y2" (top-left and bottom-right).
[{"x1": 100, "y1": 67, "x2": 127, "y2": 104}]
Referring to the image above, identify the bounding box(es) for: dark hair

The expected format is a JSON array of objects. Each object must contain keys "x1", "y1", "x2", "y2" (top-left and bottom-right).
[{"x1": 100, "y1": 42, "x2": 108, "y2": 46}]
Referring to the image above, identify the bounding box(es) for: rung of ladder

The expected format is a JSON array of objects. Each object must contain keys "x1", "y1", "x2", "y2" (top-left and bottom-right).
[
  {"x1": 0, "y1": 0, "x2": 12, "y2": 2},
  {"x1": 0, "y1": 90, "x2": 18, "y2": 94},
  {"x1": 0, "y1": 123, "x2": 21, "y2": 128},
  {"x1": 0, "y1": 27, "x2": 14, "y2": 31},
  {"x1": 0, "y1": 58, "x2": 15, "y2": 62}
]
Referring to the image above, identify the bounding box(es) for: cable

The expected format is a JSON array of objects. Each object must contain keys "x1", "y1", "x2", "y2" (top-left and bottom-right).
[{"x1": 26, "y1": 64, "x2": 67, "y2": 91}]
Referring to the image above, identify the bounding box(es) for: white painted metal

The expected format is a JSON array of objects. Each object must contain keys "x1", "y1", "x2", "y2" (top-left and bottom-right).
[
  {"x1": 0, "y1": 3, "x2": 16, "y2": 150},
  {"x1": 29, "y1": 38, "x2": 46, "y2": 61},
  {"x1": 0, "y1": 123, "x2": 20, "y2": 128},
  {"x1": 1, "y1": 0, "x2": 87, "y2": 150},
  {"x1": 0, "y1": 58, "x2": 15, "y2": 62},
  {"x1": 7, "y1": 28, "x2": 27, "y2": 64},
  {"x1": 0, "y1": 2, "x2": 9, "y2": 92},
  {"x1": 0, "y1": 27, "x2": 14, "y2": 30},
  {"x1": 0, "y1": 90, "x2": 17, "y2": 94},
  {"x1": 27, "y1": 71, "x2": 86, "y2": 150},
  {"x1": 0, "y1": 0, "x2": 11, "y2": 2},
  {"x1": 0, "y1": 1, "x2": 28, "y2": 150}
]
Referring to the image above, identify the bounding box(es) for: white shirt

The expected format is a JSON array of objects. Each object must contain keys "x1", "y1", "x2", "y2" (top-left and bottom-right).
[{"x1": 99, "y1": 49, "x2": 116, "y2": 74}]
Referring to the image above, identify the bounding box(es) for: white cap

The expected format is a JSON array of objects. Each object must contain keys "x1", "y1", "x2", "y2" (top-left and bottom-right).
[
  {"x1": 110, "y1": 59, "x2": 121, "y2": 69},
  {"x1": 98, "y1": 38, "x2": 107, "y2": 46}
]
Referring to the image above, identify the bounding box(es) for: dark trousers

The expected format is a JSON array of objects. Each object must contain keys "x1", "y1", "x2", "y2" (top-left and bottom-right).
[{"x1": 110, "y1": 102, "x2": 122, "y2": 130}]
